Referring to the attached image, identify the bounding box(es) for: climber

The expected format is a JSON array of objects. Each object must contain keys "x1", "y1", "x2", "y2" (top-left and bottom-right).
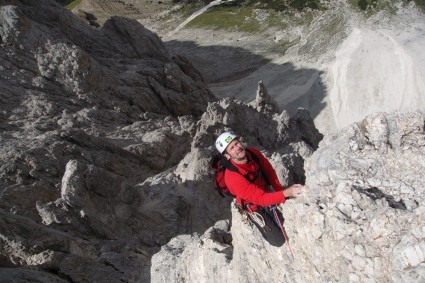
[{"x1": 215, "y1": 132, "x2": 303, "y2": 247}]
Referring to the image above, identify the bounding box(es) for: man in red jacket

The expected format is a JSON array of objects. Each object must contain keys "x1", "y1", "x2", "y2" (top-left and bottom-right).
[{"x1": 215, "y1": 132, "x2": 303, "y2": 246}]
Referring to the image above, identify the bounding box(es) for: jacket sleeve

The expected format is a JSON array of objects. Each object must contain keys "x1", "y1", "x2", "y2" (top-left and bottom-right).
[
  {"x1": 225, "y1": 169, "x2": 286, "y2": 206},
  {"x1": 249, "y1": 148, "x2": 285, "y2": 192}
]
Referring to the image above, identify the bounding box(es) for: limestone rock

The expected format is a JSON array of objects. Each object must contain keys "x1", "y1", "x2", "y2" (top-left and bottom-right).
[
  {"x1": 1, "y1": 0, "x2": 424, "y2": 282},
  {"x1": 303, "y1": 111, "x2": 425, "y2": 282},
  {"x1": 152, "y1": 111, "x2": 425, "y2": 283},
  {"x1": 249, "y1": 80, "x2": 280, "y2": 114},
  {"x1": 151, "y1": 220, "x2": 233, "y2": 282},
  {"x1": 0, "y1": 0, "x2": 213, "y2": 281}
]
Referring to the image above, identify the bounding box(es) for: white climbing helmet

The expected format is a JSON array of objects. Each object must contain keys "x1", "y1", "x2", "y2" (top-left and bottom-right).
[{"x1": 215, "y1": 132, "x2": 238, "y2": 153}]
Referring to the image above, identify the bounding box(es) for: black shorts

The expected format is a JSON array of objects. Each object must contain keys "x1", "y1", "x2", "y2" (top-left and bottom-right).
[{"x1": 248, "y1": 206, "x2": 287, "y2": 247}]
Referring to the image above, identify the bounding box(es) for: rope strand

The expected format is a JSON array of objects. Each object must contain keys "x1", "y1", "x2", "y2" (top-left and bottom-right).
[
  {"x1": 249, "y1": 211, "x2": 266, "y2": 227},
  {"x1": 271, "y1": 206, "x2": 295, "y2": 261}
]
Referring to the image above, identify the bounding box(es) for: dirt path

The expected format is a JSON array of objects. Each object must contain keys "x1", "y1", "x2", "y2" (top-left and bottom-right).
[{"x1": 167, "y1": 0, "x2": 225, "y2": 36}]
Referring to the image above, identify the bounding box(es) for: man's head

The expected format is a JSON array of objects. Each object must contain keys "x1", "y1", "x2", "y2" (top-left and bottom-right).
[{"x1": 215, "y1": 132, "x2": 246, "y2": 161}]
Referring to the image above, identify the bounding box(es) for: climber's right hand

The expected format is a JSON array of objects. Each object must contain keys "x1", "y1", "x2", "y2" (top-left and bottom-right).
[{"x1": 283, "y1": 184, "x2": 303, "y2": 198}]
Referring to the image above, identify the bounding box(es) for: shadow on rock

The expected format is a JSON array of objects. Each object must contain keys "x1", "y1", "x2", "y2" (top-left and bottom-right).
[{"x1": 165, "y1": 40, "x2": 327, "y2": 122}]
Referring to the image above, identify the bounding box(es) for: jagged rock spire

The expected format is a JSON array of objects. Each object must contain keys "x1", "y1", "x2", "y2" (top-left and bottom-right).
[{"x1": 252, "y1": 80, "x2": 280, "y2": 114}]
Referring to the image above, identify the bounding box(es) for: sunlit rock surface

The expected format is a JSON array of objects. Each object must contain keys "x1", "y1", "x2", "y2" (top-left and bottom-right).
[{"x1": 1, "y1": 0, "x2": 424, "y2": 282}]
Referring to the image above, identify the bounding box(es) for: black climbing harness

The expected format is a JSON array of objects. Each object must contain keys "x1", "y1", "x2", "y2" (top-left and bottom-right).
[{"x1": 234, "y1": 201, "x2": 295, "y2": 261}]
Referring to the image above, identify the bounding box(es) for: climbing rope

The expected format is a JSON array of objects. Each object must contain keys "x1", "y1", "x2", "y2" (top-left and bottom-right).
[
  {"x1": 234, "y1": 201, "x2": 296, "y2": 261},
  {"x1": 235, "y1": 201, "x2": 267, "y2": 229},
  {"x1": 248, "y1": 211, "x2": 266, "y2": 228},
  {"x1": 270, "y1": 205, "x2": 296, "y2": 261}
]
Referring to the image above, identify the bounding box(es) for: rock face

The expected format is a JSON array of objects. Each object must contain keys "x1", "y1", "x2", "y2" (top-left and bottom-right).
[
  {"x1": 0, "y1": 0, "x2": 215, "y2": 194},
  {"x1": 304, "y1": 111, "x2": 425, "y2": 282},
  {"x1": 1, "y1": 1, "x2": 424, "y2": 283},
  {"x1": 0, "y1": 0, "x2": 214, "y2": 281},
  {"x1": 151, "y1": 97, "x2": 323, "y2": 282},
  {"x1": 152, "y1": 111, "x2": 425, "y2": 283}
]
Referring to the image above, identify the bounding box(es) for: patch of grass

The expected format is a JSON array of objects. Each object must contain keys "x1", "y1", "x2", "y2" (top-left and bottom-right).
[
  {"x1": 160, "y1": 3, "x2": 204, "y2": 23},
  {"x1": 350, "y1": 0, "x2": 425, "y2": 14},
  {"x1": 65, "y1": 0, "x2": 83, "y2": 10},
  {"x1": 252, "y1": 0, "x2": 323, "y2": 11},
  {"x1": 290, "y1": 10, "x2": 315, "y2": 25},
  {"x1": 179, "y1": 3, "x2": 207, "y2": 18},
  {"x1": 186, "y1": 0, "x2": 321, "y2": 33},
  {"x1": 266, "y1": 11, "x2": 289, "y2": 28},
  {"x1": 256, "y1": 0, "x2": 289, "y2": 12},
  {"x1": 357, "y1": 0, "x2": 378, "y2": 10},
  {"x1": 186, "y1": 6, "x2": 264, "y2": 32},
  {"x1": 287, "y1": 0, "x2": 322, "y2": 11}
]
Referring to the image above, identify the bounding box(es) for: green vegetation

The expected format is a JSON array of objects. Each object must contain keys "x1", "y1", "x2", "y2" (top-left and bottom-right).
[
  {"x1": 185, "y1": 0, "x2": 322, "y2": 32},
  {"x1": 186, "y1": 6, "x2": 262, "y2": 32},
  {"x1": 351, "y1": 0, "x2": 425, "y2": 13},
  {"x1": 227, "y1": 0, "x2": 323, "y2": 11},
  {"x1": 65, "y1": 0, "x2": 83, "y2": 10},
  {"x1": 351, "y1": 0, "x2": 400, "y2": 13},
  {"x1": 178, "y1": 3, "x2": 207, "y2": 19},
  {"x1": 287, "y1": 0, "x2": 321, "y2": 11},
  {"x1": 357, "y1": 0, "x2": 378, "y2": 10}
]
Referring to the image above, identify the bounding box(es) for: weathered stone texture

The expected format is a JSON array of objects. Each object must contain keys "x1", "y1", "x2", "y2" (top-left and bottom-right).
[
  {"x1": 0, "y1": 0, "x2": 214, "y2": 281},
  {"x1": 1, "y1": 0, "x2": 424, "y2": 282},
  {"x1": 304, "y1": 111, "x2": 425, "y2": 282}
]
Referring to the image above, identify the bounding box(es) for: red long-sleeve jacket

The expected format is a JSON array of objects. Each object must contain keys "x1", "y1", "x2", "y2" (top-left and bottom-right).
[{"x1": 224, "y1": 147, "x2": 286, "y2": 210}]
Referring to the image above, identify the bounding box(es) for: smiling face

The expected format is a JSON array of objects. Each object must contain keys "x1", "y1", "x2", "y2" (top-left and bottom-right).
[{"x1": 224, "y1": 139, "x2": 246, "y2": 162}]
